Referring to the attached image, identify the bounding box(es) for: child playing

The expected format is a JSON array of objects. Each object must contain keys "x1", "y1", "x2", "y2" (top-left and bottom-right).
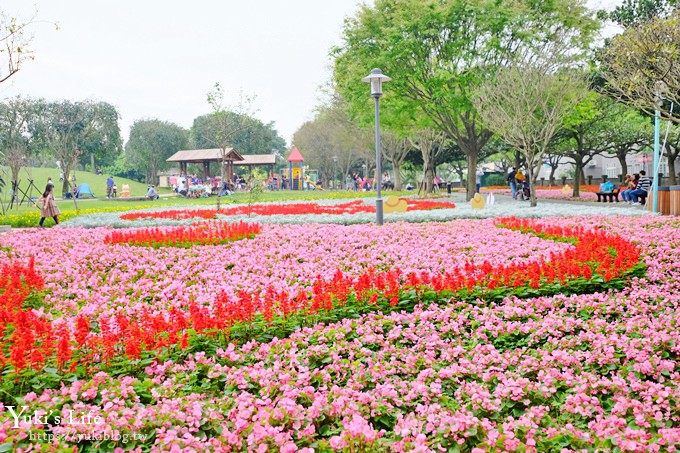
[{"x1": 38, "y1": 184, "x2": 60, "y2": 228}]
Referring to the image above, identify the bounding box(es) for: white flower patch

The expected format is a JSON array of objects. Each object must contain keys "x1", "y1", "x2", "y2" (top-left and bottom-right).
[{"x1": 58, "y1": 194, "x2": 655, "y2": 229}]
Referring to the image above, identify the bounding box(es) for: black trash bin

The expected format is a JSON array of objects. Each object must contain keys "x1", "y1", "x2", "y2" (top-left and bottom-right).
[{"x1": 447, "y1": 183, "x2": 452, "y2": 194}]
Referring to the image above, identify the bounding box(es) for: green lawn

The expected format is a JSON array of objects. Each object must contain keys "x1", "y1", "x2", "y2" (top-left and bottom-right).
[
  {"x1": 1, "y1": 166, "x2": 160, "y2": 200},
  {"x1": 1, "y1": 169, "x2": 412, "y2": 224}
]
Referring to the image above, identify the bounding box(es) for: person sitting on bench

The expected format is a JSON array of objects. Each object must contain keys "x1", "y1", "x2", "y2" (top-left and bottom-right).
[{"x1": 629, "y1": 170, "x2": 652, "y2": 205}]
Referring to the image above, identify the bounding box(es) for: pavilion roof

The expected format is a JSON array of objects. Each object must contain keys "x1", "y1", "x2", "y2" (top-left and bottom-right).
[
  {"x1": 232, "y1": 153, "x2": 277, "y2": 166},
  {"x1": 166, "y1": 148, "x2": 244, "y2": 163}
]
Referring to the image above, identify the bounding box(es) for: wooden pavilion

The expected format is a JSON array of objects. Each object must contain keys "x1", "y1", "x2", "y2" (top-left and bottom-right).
[{"x1": 166, "y1": 148, "x2": 277, "y2": 181}]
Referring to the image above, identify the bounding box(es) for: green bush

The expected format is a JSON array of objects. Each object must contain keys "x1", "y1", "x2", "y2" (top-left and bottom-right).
[{"x1": 484, "y1": 173, "x2": 506, "y2": 187}]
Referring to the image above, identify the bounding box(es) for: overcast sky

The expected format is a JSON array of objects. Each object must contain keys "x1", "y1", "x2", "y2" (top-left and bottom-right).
[{"x1": 1, "y1": 0, "x2": 621, "y2": 148}]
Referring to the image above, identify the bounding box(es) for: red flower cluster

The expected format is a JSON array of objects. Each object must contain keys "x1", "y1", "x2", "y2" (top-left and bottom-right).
[
  {"x1": 404, "y1": 199, "x2": 456, "y2": 210},
  {"x1": 0, "y1": 259, "x2": 50, "y2": 373},
  {"x1": 120, "y1": 199, "x2": 457, "y2": 221},
  {"x1": 120, "y1": 209, "x2": 218, "y2": 221},
  {"x1": 104, "y1": 221, "x2": 261, "y2": 248}
]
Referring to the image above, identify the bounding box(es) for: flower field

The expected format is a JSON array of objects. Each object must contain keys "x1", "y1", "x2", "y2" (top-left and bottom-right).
[
  {"x1": 119, "y1": 200, "x2": 456, "y2": 221},
  {"x1": 62, "y1": 198, "x2": 649, "y2": 229},
  {"x1": 0, "y1": 215, "x2": 678, "y2": 451}
]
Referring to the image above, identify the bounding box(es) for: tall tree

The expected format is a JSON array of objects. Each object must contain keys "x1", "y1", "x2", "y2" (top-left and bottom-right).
[
  {"x1": 600, "y1": 0, "x2": 678, "y2": 27},
  {"x1": 556, "y1": 94, "x2": 652, "y2": 196},
  {"x1": 292, "y1": 101, "x2": 372, "y2": 186},
  {"x1": 409, "y1": 128, "x2": 446, "y2": 192},
  {"x1": 191, "y1": 114, "x2": 285, "y2": 155},
  {"x1": 333, "y1": 0, "x2": 599, "y2": 200},
  {"x1": 600, "y1": 11, "x2": 680, "y2": 124},
  {"x1": 606, "y1": 104, "x2": 652, "y2": 179},
  {"x1": 0, "y1": 97, "x2": 34, "y2": 185},
  {"x1": 381, "y1": 131, "x2": 410, "y2": 190},
  {"x1": 662, "y1": 124, "x2": 680, "y2": 184},
  {"x1": 204, "y1": 83, "x2": 256, "y2": 182},
  {"x1": 29, "y1": 100, "x2": 121, "y2": 196},
  {"x1": 544, "y1": 151, "x2": 565, "y2": 186},
  {"x1": 125, "y1": 119, "x2": 188, "y2": 185},
  {"x1": 473, "y1": 59, "x2": 589, "y2": 206}
]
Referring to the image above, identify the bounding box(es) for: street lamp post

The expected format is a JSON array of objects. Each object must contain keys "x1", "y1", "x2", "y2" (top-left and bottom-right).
[
  {"x1": 362, "y1": 68, "x2": 391, "y2": 225},
  {"x1": 332, "y1": 155, "x2": 338, "y2": 191},
  {"x1": 652, "y1": 83, "x2": 665, "y2": 213}
]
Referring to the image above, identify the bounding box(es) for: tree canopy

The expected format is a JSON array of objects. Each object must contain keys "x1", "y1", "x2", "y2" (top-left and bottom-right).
[
  {"x1": 191, "y1": 113, "x2": 285, "y2": 156},
  {"x1": 125, "y1": 119, "x2": 188, "y2": 185},
  {"x1": 600, "y1": 0, "x2": 678, "y2": 27},
  {"x1": 333, "y1": 0, "x2": 600, "y2": 199},
  {"x1": 600, "y1": 11, "x2": 680, "y2": 123},
  {"x1": 28, "y1": 100, "x2": 121, "y2": 195},
  {"x1": 474, "y1": 59, "x2": 589, "y2": 206}
]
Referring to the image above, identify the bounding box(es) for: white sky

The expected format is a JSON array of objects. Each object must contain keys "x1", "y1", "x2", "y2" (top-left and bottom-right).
[{"x1": 1, "y1": 0, "x2": 621, "y2": 148}]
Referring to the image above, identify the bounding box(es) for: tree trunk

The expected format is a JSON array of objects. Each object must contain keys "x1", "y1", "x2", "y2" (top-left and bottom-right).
[
  {"x1": 466, "y1": 153, "x2": 477, "y2": 200},
  {"x1": 572, "y1": 161, "x2": 583, "y2": 198},
  {"x1": 664, "y1": 143, "x2": 678, "y2": 186},
  {"x1": 422, "y1": 156, "x2": 433, "y2": 193},
  {"x1": 616, "y1": 150, "x2": 628, "y2": 178},
  {"x1": 669, "y1": 153, "x2": 677, "y2": 186},
  {"x1": 426, "y1": 161, "x2": 437, "y2": 193},
  {"x1": 528, "y1": 166, "x2": 538, "y2": 207},
  {"x1": 61, "y1": 168, "x2": 71, "y2": 198},
  {"x1": 151, "y1": 162, "x2": 160, "y2": 186},
  {"x1": 392, "y1": 160, "x2": 404, "y2": 191},
  {"x1": 549, "y1": 166, "x2": 557, "y2": 186},
  {"x1": 91, "y1": 154, "x2": 96, "y2": 173}
]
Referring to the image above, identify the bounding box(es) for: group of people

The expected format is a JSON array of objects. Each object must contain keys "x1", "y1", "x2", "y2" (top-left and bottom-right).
[
  {"x1": 620, "y1": 170, "x2": 652, "y2": 204},
  {"x1": 347, "y1": 172, "x2": 395, "y2": 191},
  {"x1": 105, "y1": 176, "x2": 118, "y2": 198},
  {"x1": 347, "y1": 173, "x2": 373, "y2": 191},
  {"x1": 172, "y1": 173, "x2": 242, "y2": 198},
  {"x1": 506, "y1": 167, "x2": 529, "y2": 200},
  {"x1": 173, "y1": 174, "x2": 213, "y2": 198}
]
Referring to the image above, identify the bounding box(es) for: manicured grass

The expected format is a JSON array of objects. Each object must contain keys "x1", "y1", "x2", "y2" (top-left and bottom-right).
[
  {"x1": 0, "y1": 175, "x2": 412, "y2": 225},
  {"x1": 0, "y1": 166, "x2": 158, "y2": 200}
]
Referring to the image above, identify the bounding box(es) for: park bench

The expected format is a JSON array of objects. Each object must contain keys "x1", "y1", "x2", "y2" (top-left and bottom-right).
[{"x1": 596, "y1": 186, "x2": 620, "y2": 203}]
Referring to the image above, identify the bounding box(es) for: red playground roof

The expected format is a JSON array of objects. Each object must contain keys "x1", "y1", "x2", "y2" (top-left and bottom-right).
[{"x1": 287, "y1": 147, "x2": 304, "y2": 162}]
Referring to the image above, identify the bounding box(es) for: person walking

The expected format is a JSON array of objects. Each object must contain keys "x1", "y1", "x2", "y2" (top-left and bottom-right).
[
  {"x1": 38, "y1": 184, "x2": 60, "y2": 228},
  {"x1": 475, "y1": 168, "x2": 485, "y2": 193},
  {"x1": 106, "y1": 176, "x2": 114, "y2": 198},
  {"x1": 507, "y1": 167, "x2": 517, "y2": 199}
]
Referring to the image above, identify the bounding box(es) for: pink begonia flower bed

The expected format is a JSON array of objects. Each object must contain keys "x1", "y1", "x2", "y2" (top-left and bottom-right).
[
  {"x1": 0, "y1": 216, "x2": 679, "y2": 451},
  {"x1": 0, "y1": 221, "x2": 570, "y2": 320}
]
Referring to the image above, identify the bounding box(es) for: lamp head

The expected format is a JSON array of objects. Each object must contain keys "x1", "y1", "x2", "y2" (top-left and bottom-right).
[{"x1": 362, "y1": 68, "x2": 391, "y2": 97}]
